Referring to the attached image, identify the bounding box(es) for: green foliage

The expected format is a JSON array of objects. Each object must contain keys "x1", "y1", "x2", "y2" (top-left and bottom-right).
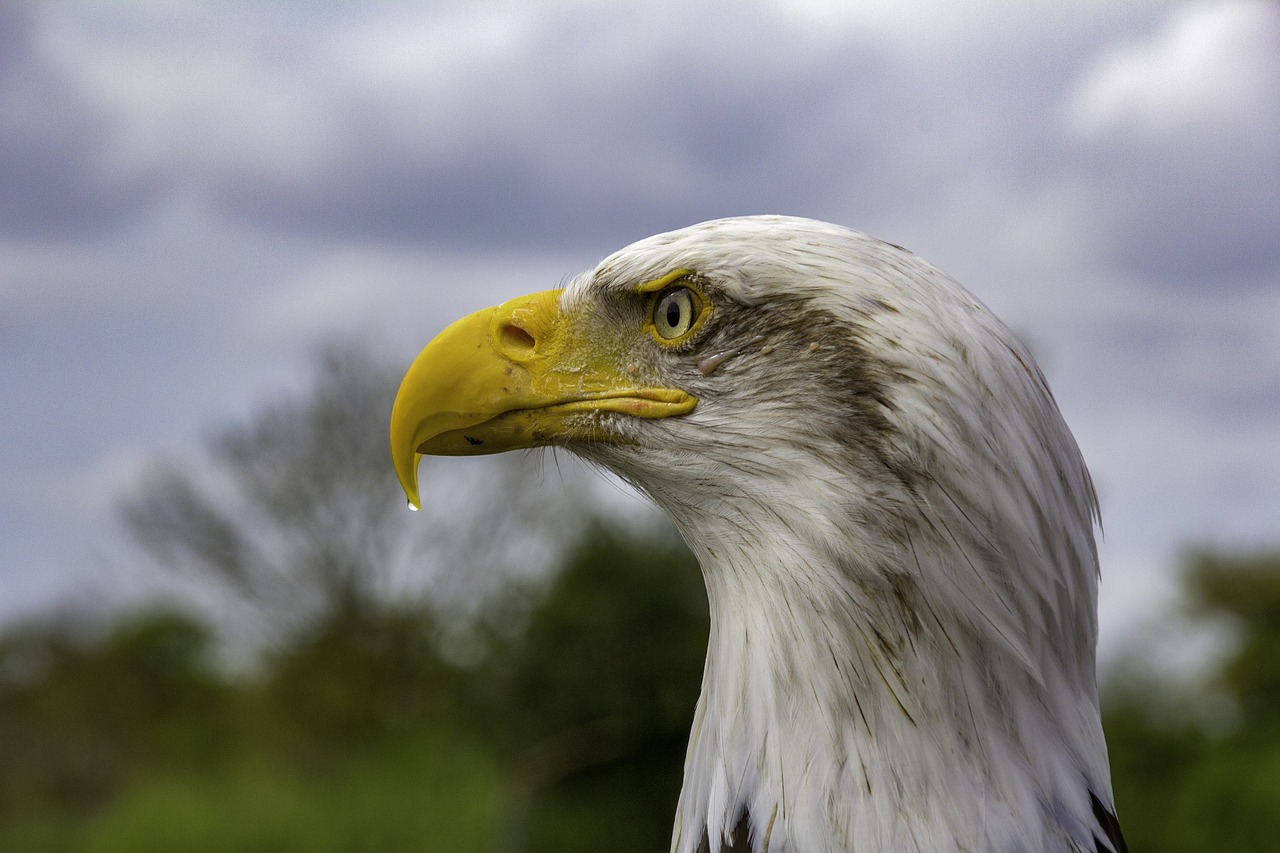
[
  {"x1": 1104, "y1": 549, "x2": 1280, "y2": 853},
  {"x1": 259, "y1": 603, "x2": 467, "y2": 758},
  {"x1": 1185, "y1": 550, "x2": 1280, "y2": 735},
  {"x1": 79, "y1": 735, "x2": 503, "y2": 853},
  {"x1": 0, "y1": 613, "x2": 228, "y2": 820},
  {"x1": 478, "y1": 521, "x2": 707, "y2": 852},
  {"x1": 0, "y1": 519, "x2": 705, "y2": 853}
]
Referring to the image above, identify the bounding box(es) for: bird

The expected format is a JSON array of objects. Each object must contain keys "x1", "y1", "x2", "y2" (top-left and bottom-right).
[{"x1": 390, "y1": 216, "x2": 1127, "y2": 853}]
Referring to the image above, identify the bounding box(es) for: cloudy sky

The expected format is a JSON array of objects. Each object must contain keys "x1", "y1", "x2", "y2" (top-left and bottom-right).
[{"x1": 2, "y1": 0, "x2": 1277, "y2": 661}]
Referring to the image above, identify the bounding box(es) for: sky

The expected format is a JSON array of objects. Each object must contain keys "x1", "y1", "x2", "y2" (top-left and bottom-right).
[{"x1": 2, "y1": 0, "x2": 1278, "y2": 664}]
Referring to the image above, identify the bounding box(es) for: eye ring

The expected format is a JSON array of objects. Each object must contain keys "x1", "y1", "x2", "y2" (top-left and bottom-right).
[{"x1": 651, "y1": 286, "x2": 702, "y2": 342}]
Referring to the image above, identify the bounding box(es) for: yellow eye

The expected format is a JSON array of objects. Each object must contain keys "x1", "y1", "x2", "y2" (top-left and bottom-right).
[{"x1": 653, "y1": 286, "x2": 699, "y2": 340}]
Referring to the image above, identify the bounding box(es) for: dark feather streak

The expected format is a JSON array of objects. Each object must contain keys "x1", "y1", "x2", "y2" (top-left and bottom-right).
[
  {"x1": 696, "y1": 809, "x2": 753, "y2": 853},
  {"x1": 1090, "y1": 791, "x2": 1129, "y2": 853}
]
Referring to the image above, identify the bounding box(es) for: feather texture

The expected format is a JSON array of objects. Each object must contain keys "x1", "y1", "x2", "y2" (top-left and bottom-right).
[{"x1": 558, "y1": 217, "x2": 1123, "y2": 852}]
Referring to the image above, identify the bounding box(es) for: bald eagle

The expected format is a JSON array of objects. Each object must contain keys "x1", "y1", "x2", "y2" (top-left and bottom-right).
[{"x1": 391, "y1": 216, "x2": 1127, "y2": 853}]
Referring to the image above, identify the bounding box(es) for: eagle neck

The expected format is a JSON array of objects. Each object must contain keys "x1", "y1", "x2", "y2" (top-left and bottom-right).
[{"x1": 666, "y1": 501, "x2": 1110, "y2": 853}]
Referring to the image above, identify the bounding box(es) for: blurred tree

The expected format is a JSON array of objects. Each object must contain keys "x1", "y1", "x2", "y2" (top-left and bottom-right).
[
  {"x1": 0, "y1": 603, "x2": 508, "y2": 853},
  {"x1": 259, "y1": 603, "x2": 465, "y2": 762},
  {"x1": 1105, "y1": 549, "x2": 1280, "y2": 853},
  {"x1": 1185, "y1": 551, "x2": 1280, "y2": 736},
  {"x1": 117, "y1": 341, "x2": 566, "y2": 642},
  {"x1": 477, "y1": 520, "x2": 708, "y2": 853},
  {"x1": 118, "y1": 343, "x2": 418, "y2": 633},
  {"x1": 0, "y1": 611, "x2": 226, "y2": 820}
]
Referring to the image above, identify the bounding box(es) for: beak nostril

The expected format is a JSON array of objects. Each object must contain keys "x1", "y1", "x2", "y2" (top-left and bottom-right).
[{"x1": 499, "y1": 322, "x2": 536, "y2": 353}]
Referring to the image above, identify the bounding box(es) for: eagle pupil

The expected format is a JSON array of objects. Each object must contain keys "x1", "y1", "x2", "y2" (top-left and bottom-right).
[{"x1": 666, "y1": 300, "x2": 682, "y2": 327}]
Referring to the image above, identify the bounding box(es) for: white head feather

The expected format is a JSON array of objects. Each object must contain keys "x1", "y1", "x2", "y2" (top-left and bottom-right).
[{"x1": 562, "y1": 217, "x2": 1121, "y2": 853}]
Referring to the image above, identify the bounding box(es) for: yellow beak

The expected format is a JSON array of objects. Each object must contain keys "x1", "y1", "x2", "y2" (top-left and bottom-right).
[{"x1": 390, "y1": 289, "x2": 696, "y2": 509}]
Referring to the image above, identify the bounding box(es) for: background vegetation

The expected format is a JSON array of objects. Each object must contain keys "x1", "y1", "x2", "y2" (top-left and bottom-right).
[{"x1": 1, "y1": 345, "x2": 1276, "y2": 851}]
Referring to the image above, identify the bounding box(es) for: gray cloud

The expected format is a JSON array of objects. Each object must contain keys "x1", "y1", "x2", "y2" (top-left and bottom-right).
[
  {"x1": 1061, "y1": 0, "x2": 1280, "y2": 285},
  {"x1": 23, "y1": 2, "x2": 1106, "y2": 253},
  {"x1": 9, "y1": 0, "x2": 1276, "y2": 288},
  {"x1": 203, "y1": 7, "x2": 903, "y2": 249},
  {"x1": 0, "y1": 3, "x2": 166, "y2": 238}
]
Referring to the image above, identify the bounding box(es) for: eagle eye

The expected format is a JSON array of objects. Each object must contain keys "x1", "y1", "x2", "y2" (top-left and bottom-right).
[{"x1": 652, "y1": 286, "x2": 700, "y2": 341}]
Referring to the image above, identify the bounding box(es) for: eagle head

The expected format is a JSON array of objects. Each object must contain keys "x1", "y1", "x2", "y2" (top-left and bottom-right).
[{"x1": 391, "y1": 216, "x2": 1125, "y2": 853}]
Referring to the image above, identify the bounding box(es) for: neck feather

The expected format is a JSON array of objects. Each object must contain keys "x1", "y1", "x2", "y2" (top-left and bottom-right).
[{"x1": 662, "y1": 490, "x2": 1112, "y2": 853}]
